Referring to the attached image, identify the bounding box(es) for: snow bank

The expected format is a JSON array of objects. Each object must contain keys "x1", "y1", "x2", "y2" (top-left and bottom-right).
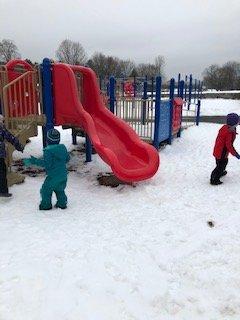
[
  {"x1": 201, "y1": 99, "x2": 240, "y2": 116},
  {"x1": 1, "y1": 124, "x2": 240, "y2": 320}
]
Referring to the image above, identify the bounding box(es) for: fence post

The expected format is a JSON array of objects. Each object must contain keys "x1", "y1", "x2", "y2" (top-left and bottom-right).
[
  {"x1": 184, "y1": 75, "x2": 188, "y2": 101},
  {"x1": 177, "y1": 73, "x2": 181, "y2": 96},
  {"x1": 168, "y1": 78, "x2": 175, "y2": 145},
  {"x1": 194, "y1": 79, "x2": 197, "y2": 103},
  {"x1": 153, "y1": 76, "x2": 162, "y2": 149},
  {"x1": 177, "y1": 80, "x2": 185, "y2": 138},
  {"x1": 196, "y1": 99, "x2": 201, "y2": 126},
  {"x1": 109, "y1": 76, "x2": 115, "y2": 113},
  {"x1": 85, "y1": 134, "x2": 92, "y2": 162},
  {"x1": 188, "y1": 74, "x2": 192, "y2": 110},
  {"x1": 41, "y1": 58, "x2": 54, "y2": 147},
  {"x1": 142, "y1": 79, "x2": 148, "y2": 125}
]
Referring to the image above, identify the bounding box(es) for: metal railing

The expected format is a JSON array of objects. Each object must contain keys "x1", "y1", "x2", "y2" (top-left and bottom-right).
[{"x1": 114, "y1": 96, "x2": 155, "y2": 141}]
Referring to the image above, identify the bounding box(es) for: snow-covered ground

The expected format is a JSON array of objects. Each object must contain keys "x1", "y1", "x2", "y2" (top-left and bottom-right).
[
  {"x1": 1, "y1": 121, "x2": 240, "y2": 319},
  {"x1": 201, "y1": 99, "x2": 240, "y2": 116}
]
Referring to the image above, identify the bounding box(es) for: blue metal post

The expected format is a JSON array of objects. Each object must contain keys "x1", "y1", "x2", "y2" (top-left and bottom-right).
[
  {"x1": 179, "y1": 80, "x2": 184, "y2": 99},
  {"x1": 168, "y1": 78, "x2": 175, "y2": 145},
  {"x1": 194, "y1": 79, "x2": 197, "y2": 103},
  {"x1": 153, "y1": 76, "x2": 162, "y2": 149},
  {"x1": 151, "y1": 77, "x2": 154, "y2": 99},
  {"x1": 177, "y1": 80, "x2": 185, "y2": 138},
  {"x1": 109, "y1": 76, "x2": 115, "y2": 113},
  {"x1": 41, "y1": 58, "x2": 54, "y2": 147},
  {"x1": 196, "y1": 99, "x2": 201, "y2": 126},
  {"x1": 188, "y1": 74, "x2": 193, "y2": 110},
  {"x1": 177, "y1": 73, "x2": 181, "y2": 96},
  {"x1": 184, "y1": 75, "x2": 188, "y2": 101},
  {"x1": 85, "y1": 134, "x2": 92, "y2": 162},
  {"x1": 142, "y1": 79, "x2": 148, "y2": 125}
]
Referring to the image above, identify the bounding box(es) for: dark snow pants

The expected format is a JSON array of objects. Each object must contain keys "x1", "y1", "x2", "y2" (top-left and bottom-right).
[
  {"x1": 0, "y1": 158, "x2": 8, "y2": 193},
  {"x1": 210, "y1": 158, "x2": 228, "y2": 184}
]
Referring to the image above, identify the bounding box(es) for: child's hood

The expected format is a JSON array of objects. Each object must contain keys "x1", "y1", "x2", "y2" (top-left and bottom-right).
[{"x1": 45, "y1": 144, "x2": 68, "y2": 160}]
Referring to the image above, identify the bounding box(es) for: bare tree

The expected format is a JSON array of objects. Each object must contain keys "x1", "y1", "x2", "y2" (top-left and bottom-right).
[
  {"x1": 0, "y1": 39, "x2": 21, "y2": 62},
  {"x1": 136, "y1": 63, "x2": 156, "y2": 77},
  {"x1": 136, "y1": 56, "x2": 165, "y2": 78},
  {"x1": 56, "y1": 39, "x2": 87, "y2": 65},
  {"x1": 203, "y1": 61, "x2": 240, "y2": 90},
  {"x1": 154, "y1": 55, "x2": 165, "y2": 76},
  {"x1": 119, "y1": 59, "x2": 135, "y2": 77},
  {"x1": 87, "y1": 52, "x2": 124, "y2": 77}
]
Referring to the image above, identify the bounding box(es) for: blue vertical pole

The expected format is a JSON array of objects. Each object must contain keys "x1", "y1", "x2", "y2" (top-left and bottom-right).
[
  {"x1": 177, "y1": 80, "x2": 185, "y2": 138},
  {"x1": 41, "y1": 58, "x2": 54, "y2": 147},
  {"x1": 151, "y1": 77, "x2": 154, "y2": 99},
  {"x1": 194, "y1": 79, "x2": 197, "y2": 103},
  {"x1": 142, "y1": 79, "x2": 148, "y2": 125},
  {"x1": 168, "y1": 78, "x2": 175, "y2": 145},
  {"x1": 109, "y1": 76, "x2": 115, "y2": 113},
  {"x1": 85, "y1": 134, "x2": 92, "y2": 162},
  {"x1": 177, "y1": 73, "x2": 181, "y2": 96},
  {"x1": 196, "y1": 99, "x2": 201, "y2": 126},
  {"x1": 184, "y1": 75, "x2": 188, "y2": 101},
  {"x1": 188, "y1": 74, "x2": 193, "y2": 110},
  {"x1": 153, "y1": 76, "x2": 162, "y2": 149}
]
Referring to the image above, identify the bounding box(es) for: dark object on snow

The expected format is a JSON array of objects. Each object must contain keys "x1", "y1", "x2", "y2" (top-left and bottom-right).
[
  {"x1": 0, "y1": 192, "x2": 12, "y2": 197},
  {"x1": 97, "y1": 172, "x2": 133, "y2": 188},
  {"x1": 26, "y1": 139, "x2": 31, "y2": 144},
  {"x1": 207, "y1": 221, "x2": 215, "y2": 228},
  {"x1": 0, "y1": 158, "x2": 8, "y2": 194}
]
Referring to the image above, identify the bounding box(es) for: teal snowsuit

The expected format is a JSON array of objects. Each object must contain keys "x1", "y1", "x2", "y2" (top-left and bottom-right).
[{"x1": 31, "y1": 144, "x2": 70, "y2": 209}]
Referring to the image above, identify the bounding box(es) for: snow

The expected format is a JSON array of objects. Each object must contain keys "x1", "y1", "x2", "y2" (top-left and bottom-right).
[
  {"x1": 1, "y1": 111, "x2": 240, "y2": 319},
  {"x1": 201, "y1": 99, "x2": 240, "y2": 116},
  {"x1": 203, "y1": 90, "x2": 240, "y2": 94}
]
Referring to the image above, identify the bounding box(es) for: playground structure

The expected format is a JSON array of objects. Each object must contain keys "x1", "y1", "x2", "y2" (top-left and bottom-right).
[
  {"x1": 97, "y1": 74, "x2": 202, "y2": 147},
  {"x1": 0, "y1": 59, "x2": 160, "y2": 186},
  {"x1": 0, "y1": 58, "x2": 202, "y2": 187},
  {"x1": 0, "y1": 60, "x2": 45, "y2": 186}
]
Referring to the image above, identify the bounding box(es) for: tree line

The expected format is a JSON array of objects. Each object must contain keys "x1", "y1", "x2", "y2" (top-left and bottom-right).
[
  {"x1": 203, "y1": 62, "x2": 240, "y2": 90},
  {"x1": 1, "y1": 38, "x2": 240, "y2": 89},
  {"x1": 0, "y1": 38, "x2": 165, "y2": 78}
]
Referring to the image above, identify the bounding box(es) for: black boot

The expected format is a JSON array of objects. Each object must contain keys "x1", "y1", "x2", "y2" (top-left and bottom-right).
[
  {"x1": 0, "y1": 193, "x2": 12, "y2": 197},
  {"x1": 210, "y1": 180, "x2": 223, "y2": 185}
]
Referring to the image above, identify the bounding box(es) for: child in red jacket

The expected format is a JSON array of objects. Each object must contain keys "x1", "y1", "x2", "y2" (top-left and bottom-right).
[{"x1": 210, "y1": 113, "x2": 240, "y2": 185}]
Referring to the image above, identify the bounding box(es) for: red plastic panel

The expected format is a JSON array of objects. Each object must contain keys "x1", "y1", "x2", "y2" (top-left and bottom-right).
[
  {"x1": 172, "y1": 97, "x2": 183, "y2": 134},
  {"x1": 5, "y1": 60, "x2": 38, "y2": 117},
  {"x1": 124, "y1": 81, "x2": 134, "y2": 97},
  {"x1": 52, "y1": 63, "x2": 159, "y2": 182}
]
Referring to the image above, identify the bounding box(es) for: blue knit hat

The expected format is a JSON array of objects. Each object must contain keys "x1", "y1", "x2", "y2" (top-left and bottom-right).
[
  {"x1": 47, "y1": 129, "x2": 60, "y2": 144},
  {"x1": 226, "y1": 113, "x2": 239, "y2": 126}
]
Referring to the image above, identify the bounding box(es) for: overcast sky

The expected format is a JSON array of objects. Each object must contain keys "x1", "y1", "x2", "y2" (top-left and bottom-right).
[{"x1": 1, "y1": 0, "x2": 240, "y2": 78}]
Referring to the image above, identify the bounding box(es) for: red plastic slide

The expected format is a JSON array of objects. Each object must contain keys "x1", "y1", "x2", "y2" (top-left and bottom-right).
[{"x1": 52, "y1": 63, "x2": 159, "y2": 182}]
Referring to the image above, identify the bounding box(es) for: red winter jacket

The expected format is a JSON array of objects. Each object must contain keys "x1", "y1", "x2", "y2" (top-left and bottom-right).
[{"x1": 213, "y1": 125, "x2": 237, "y2": 159}]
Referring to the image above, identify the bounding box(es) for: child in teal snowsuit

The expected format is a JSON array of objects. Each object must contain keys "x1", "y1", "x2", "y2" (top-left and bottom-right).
[{"x1": 24, "y1": 129, "x2": 70, "y2": 210}]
